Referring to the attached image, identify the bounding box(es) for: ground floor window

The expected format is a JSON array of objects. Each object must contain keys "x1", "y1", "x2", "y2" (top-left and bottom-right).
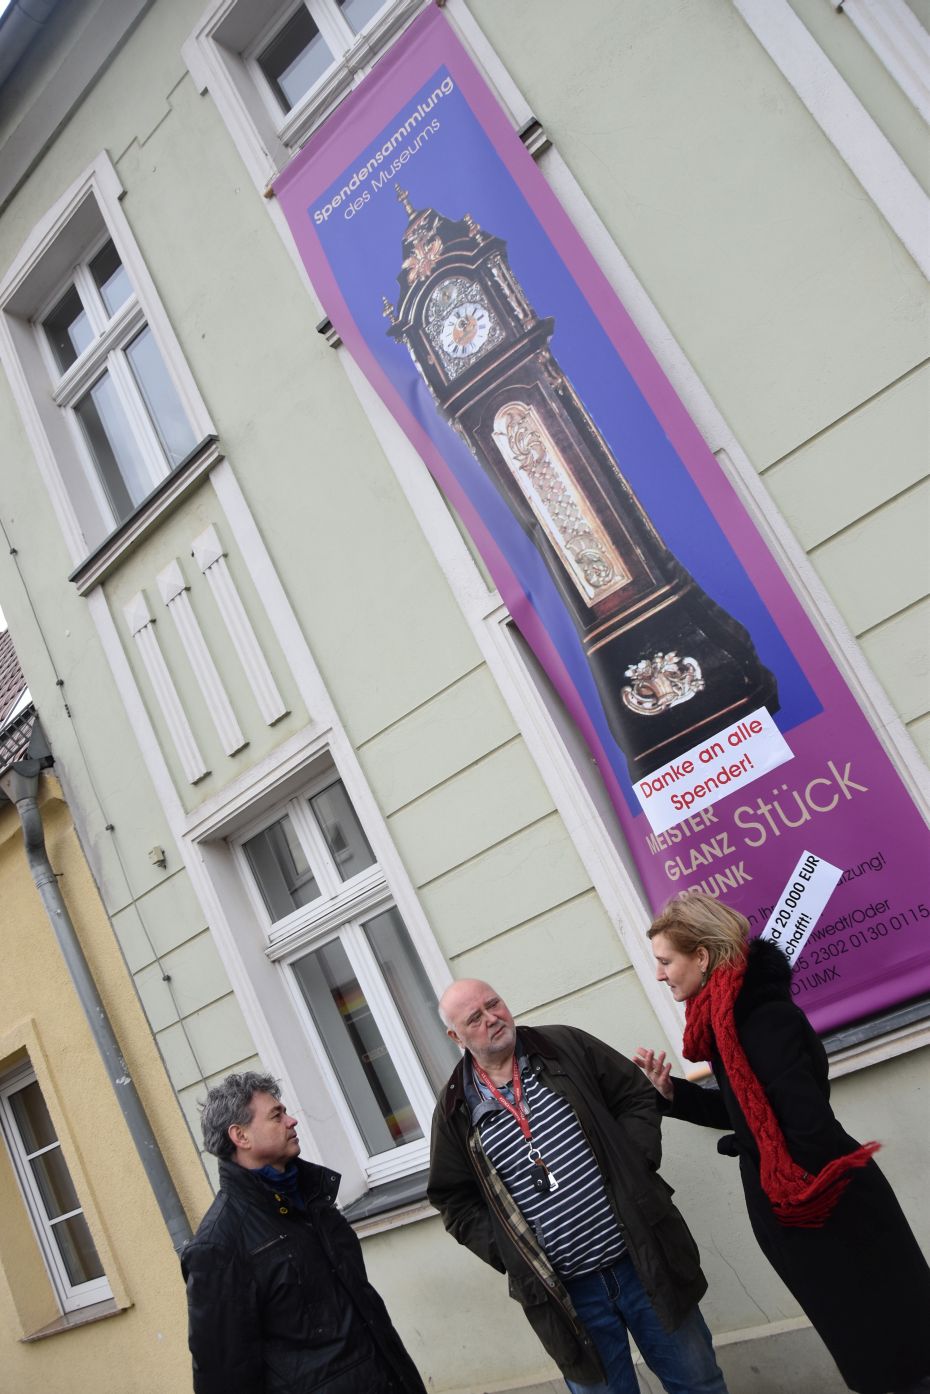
[
  {"x1": 0, "y1": 1064, "x2": 111, "y2": 1312},
  {"x1": 235, "y1": 763, "x2": 457, "y2": 1182}
]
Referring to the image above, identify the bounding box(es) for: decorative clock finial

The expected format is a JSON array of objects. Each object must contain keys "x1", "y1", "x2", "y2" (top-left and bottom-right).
[
  {"x1": 395, "y1": 184, "x2": 415, "y2": 218},
  {"x1": 381, "y1": 296, "x2": 397, "y2": 324},
  {"x1": 464, "y1": 213, "x2": 486, "y2": 244}
]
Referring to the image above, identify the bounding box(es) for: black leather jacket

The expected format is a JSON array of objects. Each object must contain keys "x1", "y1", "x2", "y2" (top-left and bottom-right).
[{"x1": 181, "y1": 1157, "x2": 426, "y2": 1394}]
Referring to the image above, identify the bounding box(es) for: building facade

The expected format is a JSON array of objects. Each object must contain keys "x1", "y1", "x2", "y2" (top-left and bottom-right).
[{"x1": 0, "y1": 1, "x2": 926, "y2": 1390}]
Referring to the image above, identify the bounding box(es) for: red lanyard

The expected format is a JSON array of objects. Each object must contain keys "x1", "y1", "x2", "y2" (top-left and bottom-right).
[{"x1": 473, "y1": 1056, "x2": 532, "y2": 1142}]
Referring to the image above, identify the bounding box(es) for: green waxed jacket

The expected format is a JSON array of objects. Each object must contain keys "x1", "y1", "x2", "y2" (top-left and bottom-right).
[{"x1": 427, "y1": 1024, "x2": 707, "y2": 1385}]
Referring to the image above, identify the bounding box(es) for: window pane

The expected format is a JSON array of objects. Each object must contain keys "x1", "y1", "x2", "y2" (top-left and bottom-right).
[
  {"x1": 338, "y1": 0, "x2": 385, "y2": 34},
  {"x1": 309, "y1": 781, "x2": 374, "y2": 882},
  {"x1": 89, "y1": 240, "x2": 132, "y2": 318},
  {"x1": 44, "y1": 285, "x2": 93, "y2": 373},
  {"x1": 244, "y1": 815, "x2": 320, "y2": 922},
  {"x1": 9, "y1": 1083, "x2": 57, "y2": 1154},
  {"x1": 292, "y1": 939, "x2": 422, "y2": 1153},
  {"x1": 257, "y1": 5, "x2": 335, "y2": 113},
  {"x1": 74, "y1": 372, "x2": 156, "y2": 521},
  {"x1": 126, "y1": 326, "x2": 196, "y2": 468},
  {"x1": 364, "y1": 908, "x2": 459, "y2": 1094},
  {"x1": 49, "y1": 1212, "x2": 105, "y2": 1286},
  {"x1": 30, "y1": 1146, "x2": 80, "y2": 1220}
]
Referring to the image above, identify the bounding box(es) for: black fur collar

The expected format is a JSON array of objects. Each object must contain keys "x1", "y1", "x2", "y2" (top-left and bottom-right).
[{"x1": 736, "y1": 936, "x2": 792, "y2": 1019}]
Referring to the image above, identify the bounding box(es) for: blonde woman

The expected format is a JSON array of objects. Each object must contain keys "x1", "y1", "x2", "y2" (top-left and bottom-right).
[{"x1": 634, "y1": 891, "x2": 930, "y2": 1394}]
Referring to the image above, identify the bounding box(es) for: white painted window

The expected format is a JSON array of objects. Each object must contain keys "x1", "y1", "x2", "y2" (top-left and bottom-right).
[
  {"x1": 233, "y1": 761, "x2": 458, "y2": 1183},
  {"x1": 0, "y1": 155, "x2": 214, "y2": 563},
  {"x1": 0, "y1": 1065, "x2": 112, "y2": 1313},
  {"x1": 184, "y1": 0, "x2": 425, "y2": 188},
  {"x1": 37, "y1": 235, "x2": 197, "y2": 528}
]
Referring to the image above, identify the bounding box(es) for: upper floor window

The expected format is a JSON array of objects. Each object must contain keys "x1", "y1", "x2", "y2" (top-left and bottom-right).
[
  {"x1": 0, "y1": 157, "x2": 215, "y2": 564},
  {"x1": 0, "y1": 1065, "x2": 112, "y2": 1313},
  {"x1": 184, "y1": 0, "x2": 424, "y2": 187},
  {"x1": 38, "y1": 236, "x2": 197, "y2": 527},
  {"x1": 255, "y1": 1, "x2": 389, "y2": 115},
  {"x1": 235, "y1": 767, "x2": 458, "y2": 1182}
]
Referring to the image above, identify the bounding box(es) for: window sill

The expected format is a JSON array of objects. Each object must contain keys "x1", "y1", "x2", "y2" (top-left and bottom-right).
[
  {"x1": 823, "y1": 996, "x2": 930, "y2": 1079},
  {"x1": 344, "y1": 1168, "x2": 435, "y2": 1238},
  {"x1": 20, "y1": 1298, "x2": 125, "y2": 1343},
  {"x1": 69, "y1": 436, "x2": 221, "y2": 595}
]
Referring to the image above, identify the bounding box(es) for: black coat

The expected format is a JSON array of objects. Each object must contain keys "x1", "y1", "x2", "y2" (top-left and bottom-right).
[
  {"x1": 181, "y1": 1157, "x2": 426, "y2": 1394},
  {"x1": 666, "y1": 938, "x2": 930, "y2": 1394},
  {"x1": 428, "y1": 1025, "x2": 708, "y2": 1384}
]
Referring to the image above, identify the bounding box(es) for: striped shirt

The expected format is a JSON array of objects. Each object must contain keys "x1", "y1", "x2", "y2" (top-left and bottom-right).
[{"x1": 476, "y1": 1065, "x2": 626, "y2": 1278}]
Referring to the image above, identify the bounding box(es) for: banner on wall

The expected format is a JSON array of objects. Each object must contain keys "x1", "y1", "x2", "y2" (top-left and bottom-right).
[{"x1": 275, "y1": 7, "x2": 930, "y2": 1032}]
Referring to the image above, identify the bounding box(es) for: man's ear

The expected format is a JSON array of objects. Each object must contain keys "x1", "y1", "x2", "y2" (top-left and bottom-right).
[
  {"x1": 228, "y1": 1122, "x2": 247, "y2": 1153},
  {"x1": 447, "y1": 1027, "x2": 462, "y2": 1050}
]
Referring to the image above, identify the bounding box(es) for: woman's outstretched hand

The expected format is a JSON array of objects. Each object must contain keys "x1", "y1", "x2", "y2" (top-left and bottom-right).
[{"x1": 633, "y1": 1048, "x2": 674, "y2": 1102}]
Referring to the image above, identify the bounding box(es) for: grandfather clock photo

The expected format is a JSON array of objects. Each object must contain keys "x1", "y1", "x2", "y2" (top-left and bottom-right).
[{"x1": 383, "y1": 187, "x2": 778, "y2": 782}]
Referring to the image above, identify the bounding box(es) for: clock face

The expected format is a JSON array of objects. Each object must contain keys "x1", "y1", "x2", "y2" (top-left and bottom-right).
[
  {"x1": 424, "y1": 277, "x2": 502, "y2": 377},
  {"x1": 440, "y1": 301, "x2": 491, "y2": 359}
]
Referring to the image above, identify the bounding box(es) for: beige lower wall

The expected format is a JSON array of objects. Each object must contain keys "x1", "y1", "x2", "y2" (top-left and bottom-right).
[{"x1": 0, "y1": 780, "x2": 211, "y2": 1394}]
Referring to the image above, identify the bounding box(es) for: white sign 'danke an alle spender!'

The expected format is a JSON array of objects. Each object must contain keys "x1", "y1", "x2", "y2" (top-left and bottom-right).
[
  {"x1": 633, "y1": 706, "x2": 793, "y2": 836},
  {"x1": 760, "y1": 850, "x2": 843, "y2": 965}
]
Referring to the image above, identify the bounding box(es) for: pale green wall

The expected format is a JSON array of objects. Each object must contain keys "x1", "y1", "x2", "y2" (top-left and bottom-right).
[
  {"x1": 0, "y1": 1, "x2": 927, "y2": 1390},
  {"x1": 0, "y1": 0, "x2": 615, "y2": 1199}
]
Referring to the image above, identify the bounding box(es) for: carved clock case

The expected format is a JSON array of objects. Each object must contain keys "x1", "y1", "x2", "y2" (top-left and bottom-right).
[{"x1": 384, "y1": 189, "x2": 778, "y2": 781}]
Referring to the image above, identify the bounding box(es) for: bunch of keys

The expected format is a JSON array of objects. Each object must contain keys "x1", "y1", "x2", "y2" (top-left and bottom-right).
[{"x1": 529, "y1": 1147, "x2": 559, "y2": 1195}]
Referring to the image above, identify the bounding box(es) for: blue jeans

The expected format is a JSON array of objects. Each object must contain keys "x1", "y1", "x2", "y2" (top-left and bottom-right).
[{"x1": 564, "y1": 1255, "x2": 728, "y2": 1394}]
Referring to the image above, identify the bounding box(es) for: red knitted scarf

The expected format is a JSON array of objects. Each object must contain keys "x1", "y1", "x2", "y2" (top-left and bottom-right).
[{"x1": 682, "y1": 952, "x2": 879, "y2": 1228}]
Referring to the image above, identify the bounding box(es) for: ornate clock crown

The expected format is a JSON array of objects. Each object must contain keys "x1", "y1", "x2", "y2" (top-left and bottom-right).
[{"x1": 382, "y1": 185, "x2": 493, "y2": 324}]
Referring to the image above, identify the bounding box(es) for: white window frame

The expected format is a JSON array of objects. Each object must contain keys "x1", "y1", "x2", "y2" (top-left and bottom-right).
[
  {"x1": 230, "y1": 760, "x2": 451, "y2": 1184},
  {"x1": 183, "y1": 0, "x2": 426, "y2": 191},
  {"x1": 0, "y1": 153, "x2": 215, "y2": 567},
  {"x1": 34, "y1": 231, "x2": 196, "y2": 532},
  {"x1": 243, "y1": 1, "x2": 357, "y2": 134},
  {"x1": 0, "y1": 1064, "x2": 112, "y2": 1314}
]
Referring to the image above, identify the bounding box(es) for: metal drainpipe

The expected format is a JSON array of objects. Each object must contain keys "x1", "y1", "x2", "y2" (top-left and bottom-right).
[{"x1": 0, "y1": 756, "x2": 193, "y2": 1255}]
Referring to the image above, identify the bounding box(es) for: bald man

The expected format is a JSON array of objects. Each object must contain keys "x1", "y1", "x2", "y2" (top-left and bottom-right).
[{"x1": 427, "y1": 981, "x2": 727, "y2": 1394}]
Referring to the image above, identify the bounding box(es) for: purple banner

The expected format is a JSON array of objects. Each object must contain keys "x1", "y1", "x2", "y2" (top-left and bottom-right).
[{"x1": 275, "y1": 8, "x2": 929, "y2": 1031}]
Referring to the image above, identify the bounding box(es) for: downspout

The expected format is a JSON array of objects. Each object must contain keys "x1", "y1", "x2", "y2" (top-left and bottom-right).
[{"x1": 0, "y1": 742, "x2": 193, "y2": 1255}]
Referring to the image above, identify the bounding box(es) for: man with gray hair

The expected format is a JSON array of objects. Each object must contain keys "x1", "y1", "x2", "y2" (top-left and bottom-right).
[
  {"x1": 182, "y1": 1070, "x2": 426, "y2": 1394},
  {"x1": 428, "y1": 981, "x2": 727, "y2": 1394}
]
